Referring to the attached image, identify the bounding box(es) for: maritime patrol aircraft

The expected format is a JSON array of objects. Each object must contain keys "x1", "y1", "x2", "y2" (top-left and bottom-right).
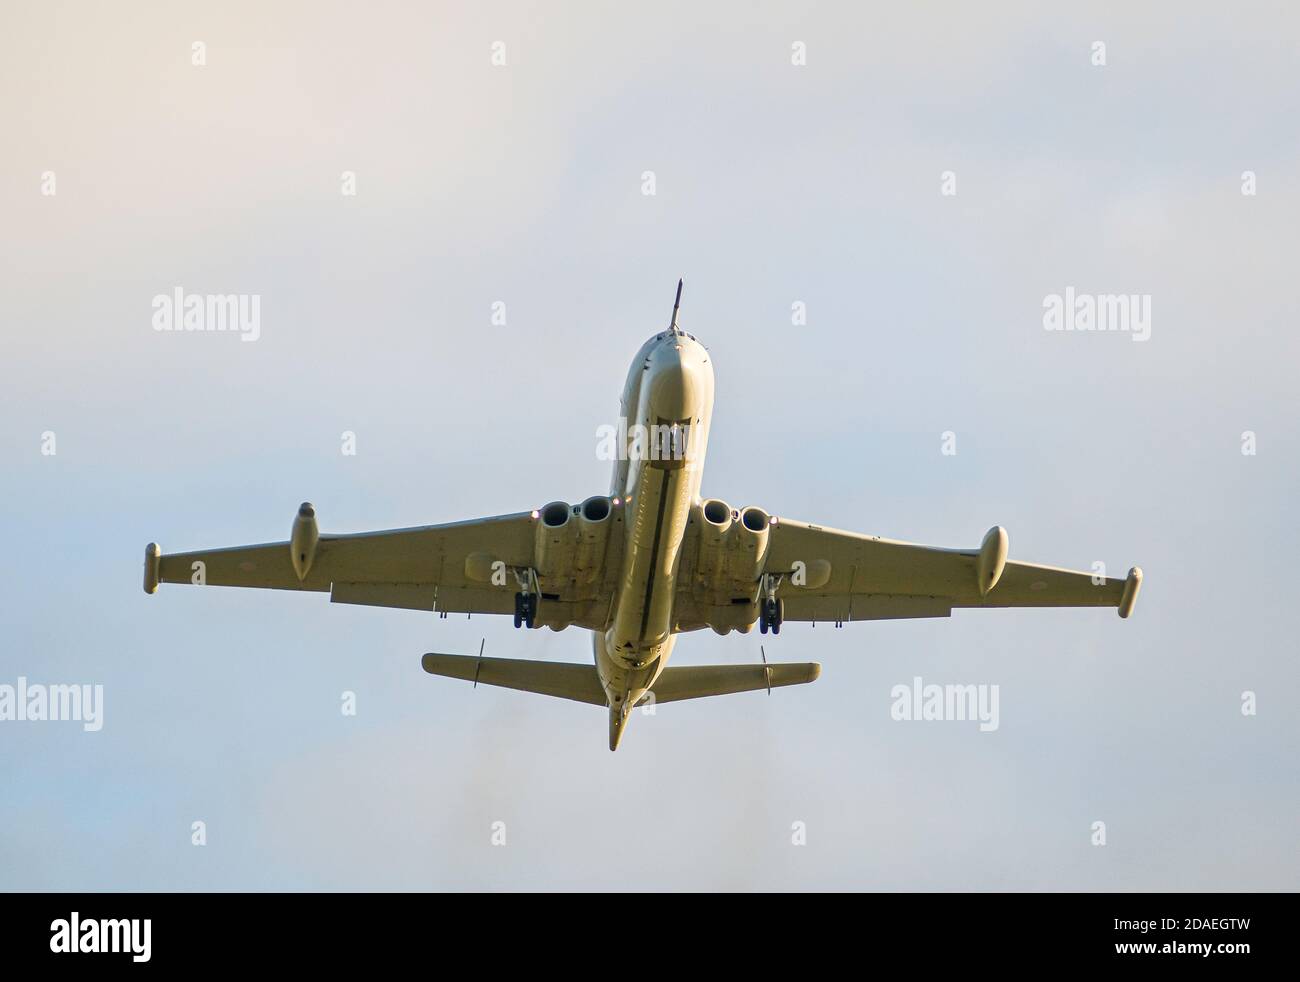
[{"x1": 144, "y1": 281, "x2": 1142, "y2": 749}]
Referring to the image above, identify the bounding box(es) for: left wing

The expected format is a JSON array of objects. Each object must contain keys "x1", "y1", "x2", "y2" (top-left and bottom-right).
[{"x1": 762, "y1": 518, "x2": 1142, "y2": 622}]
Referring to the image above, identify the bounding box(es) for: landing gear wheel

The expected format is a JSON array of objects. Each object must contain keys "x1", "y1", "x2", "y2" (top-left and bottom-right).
[
  {"x1": 759, "y1": 597, "x2": 784, "y2": 635},
  {"x1": 515, "y1": 591, "x2": 538, "y2": 629}
]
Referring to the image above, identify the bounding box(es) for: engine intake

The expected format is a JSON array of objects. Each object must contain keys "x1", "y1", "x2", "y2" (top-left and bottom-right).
[
  {"x1": 580, "y1": 495, "x2": 611, "y2": 523},
  {"x1": 702, "y1": 498, "x2": 732, "y2": 529},
  {"x1": 539, "y1": 500, "x2": 571, "y2": 529}
]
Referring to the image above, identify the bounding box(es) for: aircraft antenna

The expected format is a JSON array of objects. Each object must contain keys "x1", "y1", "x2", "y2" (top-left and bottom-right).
[{"x1": 472, "y1": 638, "x2": 485, "y2": 688}]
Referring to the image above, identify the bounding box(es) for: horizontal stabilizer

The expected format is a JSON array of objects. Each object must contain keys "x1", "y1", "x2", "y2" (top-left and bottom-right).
[
  {"x1": 421, "y1": 652, "x2": 820, "y2": 707},
  {"x1": 421, "y1": 653, "x2": 607, "y2": 706},
  {"x1": 642, "y1": 662, "x2": 821, "y2": 704}
]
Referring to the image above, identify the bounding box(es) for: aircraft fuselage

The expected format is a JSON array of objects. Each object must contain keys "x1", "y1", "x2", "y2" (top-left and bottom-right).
[{"x1": 596, "y1": 328, "x2": 715, "y2": 748}]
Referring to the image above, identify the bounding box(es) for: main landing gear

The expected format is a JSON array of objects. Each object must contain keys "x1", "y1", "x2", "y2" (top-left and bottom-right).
[
  {"x1": 758, "y1": 572, "x2": 784, "y2": 634},
  {"x1": 511, "y1": 567, "x2": 541, "y2": 629},
  {"x1": 513, "y1": 591, "x2": 538, "y2": 629},
  {"x1": 758, "y1": 597, "x2": 784, "y2": 635}
]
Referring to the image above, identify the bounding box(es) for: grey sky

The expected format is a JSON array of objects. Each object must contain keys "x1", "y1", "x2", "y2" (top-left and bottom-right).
[{"x1": 1, "y1": 1, "x2": 1297, "y2": 890}]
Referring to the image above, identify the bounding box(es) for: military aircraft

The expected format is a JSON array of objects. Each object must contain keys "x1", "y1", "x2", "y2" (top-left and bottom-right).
[{"x1": 144, "y1": 281, "x2": 1142, "y2": 749}]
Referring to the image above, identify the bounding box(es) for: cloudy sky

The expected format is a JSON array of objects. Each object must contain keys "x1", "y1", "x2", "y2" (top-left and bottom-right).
[{"x1": 1, "y1": 0, "x2": 1296, "y2": 890}]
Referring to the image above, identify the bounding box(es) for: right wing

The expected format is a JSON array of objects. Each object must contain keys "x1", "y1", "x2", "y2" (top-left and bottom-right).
[{"x1": 146, "y1": 510, "x2": 537, "y2": 615}]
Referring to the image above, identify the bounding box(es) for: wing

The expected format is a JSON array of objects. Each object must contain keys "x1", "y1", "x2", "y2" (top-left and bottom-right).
[
  {"x1": 762, "y1": 518, "x2": 1141, "y2": 622},
  {"x1": 144, "y1": 509, "x2": 537, "y2": 616}
]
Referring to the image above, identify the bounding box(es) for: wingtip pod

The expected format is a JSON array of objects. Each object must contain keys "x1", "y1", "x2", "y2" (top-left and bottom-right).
[
  {"x1": 143, "y1": 542, "x2": 162, "y2": 594},
  {"x1": 1118, "y1": 566, "x2": 1143, "y2": 619}
]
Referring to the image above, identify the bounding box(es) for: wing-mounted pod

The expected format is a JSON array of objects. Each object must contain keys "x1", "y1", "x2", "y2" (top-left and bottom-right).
[
  {"x1": 290, "y1": 502, "x2": 319, "y2": 581},
  {"x1": 976, "y1": 525, "x2": 1009, "y2": 596}
]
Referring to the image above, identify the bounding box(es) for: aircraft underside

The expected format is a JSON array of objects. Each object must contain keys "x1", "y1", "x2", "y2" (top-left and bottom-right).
[{"x1": 144, "y1": 282, "x2": 1141, "y2": 750}]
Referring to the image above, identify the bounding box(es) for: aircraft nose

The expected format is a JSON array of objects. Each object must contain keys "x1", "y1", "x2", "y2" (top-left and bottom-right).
[{"x1": 646, "y1": 341, "x2": 706, "y2": 420}]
